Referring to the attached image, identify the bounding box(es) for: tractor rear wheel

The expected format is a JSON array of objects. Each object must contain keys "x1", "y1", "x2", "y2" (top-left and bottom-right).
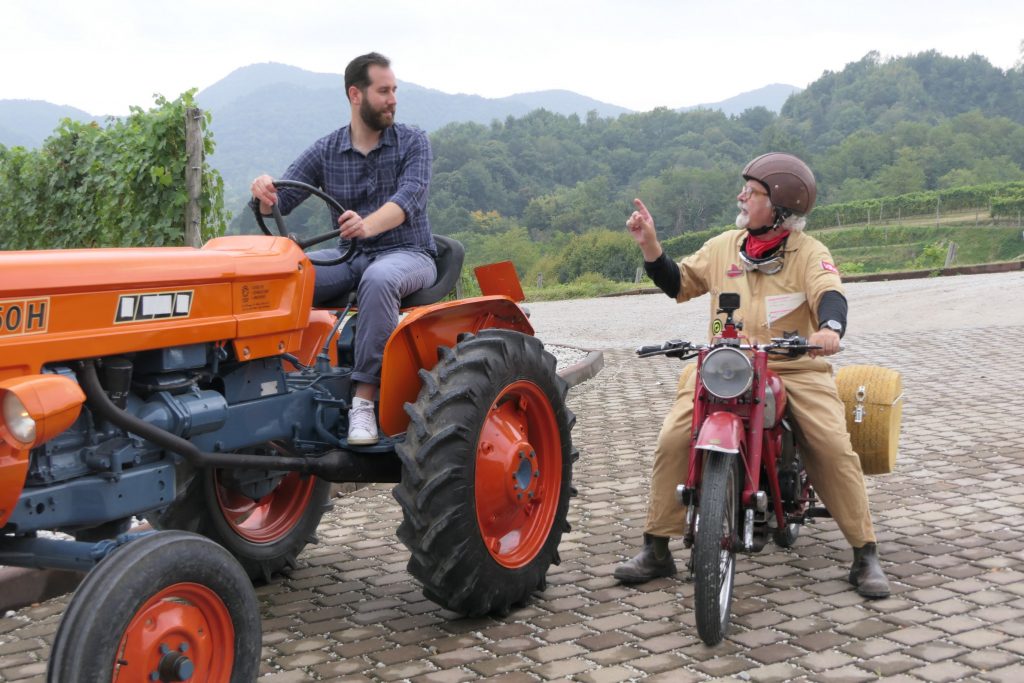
[
  {"x1": 394, "y1": 329, "x2": 577, "y2": 616},
  {"x1": 148, "y1": 449, "x2": 332, "y2": 582},
  {"x1": 48, "y1": 530, "x2": 260, "y2": 683}
]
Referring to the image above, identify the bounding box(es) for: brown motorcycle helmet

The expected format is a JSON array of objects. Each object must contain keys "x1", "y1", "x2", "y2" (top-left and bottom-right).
[{"x1": 742, "y1": 152, "x2": 817, "y2": 216}]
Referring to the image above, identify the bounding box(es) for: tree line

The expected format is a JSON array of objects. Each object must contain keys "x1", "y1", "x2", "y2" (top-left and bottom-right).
[
  {"x1": 423, "y1": 50, "x2": 1024, "y2": 284},
  {"x1": 3, "y1": 49, "x2": 1023, "y2": 290}
]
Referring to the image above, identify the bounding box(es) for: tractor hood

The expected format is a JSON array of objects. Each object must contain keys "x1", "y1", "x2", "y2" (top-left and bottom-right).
[{"x1": 0, "y1": 236, "x2": 316, "y2": 378}]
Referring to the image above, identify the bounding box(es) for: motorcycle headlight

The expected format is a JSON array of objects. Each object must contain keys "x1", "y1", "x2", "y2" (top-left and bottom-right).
[
  {"x1": 2, "y1": 392, "x2": 36, "y2": 445},
  {"x1": 700, "y1": 347, "x2": 753, "y2": 399}
]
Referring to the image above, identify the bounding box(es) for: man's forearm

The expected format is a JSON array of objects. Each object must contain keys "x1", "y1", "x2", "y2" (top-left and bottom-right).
[
  {"x1": 817, "y1": 290, "x2": 848, "y2": 336},
  {"x1": 644, "y1": 251, "x2": 681, "y2": 299},
  {"x1": 365, "y1": 201, "x2": 406, "y2": 236}
]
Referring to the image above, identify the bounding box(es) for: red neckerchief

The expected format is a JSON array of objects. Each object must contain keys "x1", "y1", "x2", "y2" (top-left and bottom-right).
[{"x1": 745, "y1": 230, "x2": 790, "y2": 259}]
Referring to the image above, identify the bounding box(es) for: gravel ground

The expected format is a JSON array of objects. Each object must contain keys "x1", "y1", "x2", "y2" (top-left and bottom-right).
[
  {"x1": 530, "y1": 269, "x2": 1024, "y2": 352},
  {"x1": 546, "y1": 343, "x2": 590, "y2": 370}
]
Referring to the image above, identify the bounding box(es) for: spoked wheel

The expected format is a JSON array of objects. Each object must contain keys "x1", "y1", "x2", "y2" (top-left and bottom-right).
[
  {"x1": 693, "y1": 452, "x2": 741, "y2": 646},
  {"x1": 48, "y1": 530, "x2": 260, "y2": 682},
  {"x1": 148, "y1": 449, "x2": 332, "y2": 582},
  {"x1": 394, "y1": 329, "x2": 578, "y2": 616}
]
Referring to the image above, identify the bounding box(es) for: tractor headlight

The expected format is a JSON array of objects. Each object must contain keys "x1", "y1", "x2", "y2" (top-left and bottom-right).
[
  {"x1": 700, "y1": 347, "x2": 753, "y2": 399},
  {"x1": 0, "y1": 375, "x2": 84, "y2": 448},
  {"x1": 2, "y1": 392, "x2": 36, "y2": 445}
]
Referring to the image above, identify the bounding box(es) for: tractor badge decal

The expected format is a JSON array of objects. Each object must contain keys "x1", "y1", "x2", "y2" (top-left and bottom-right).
[
  {"x1": 0, "y1": 297, "x2": 49, "y2": 337},
  {"x1": 114, "y1": 291, "x2": 193, "y2": 324}
]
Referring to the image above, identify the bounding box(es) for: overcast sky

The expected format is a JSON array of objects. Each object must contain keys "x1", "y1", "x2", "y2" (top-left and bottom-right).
[{"x1": 5, "y1": 1, "x2": 1022, "y2": 116}]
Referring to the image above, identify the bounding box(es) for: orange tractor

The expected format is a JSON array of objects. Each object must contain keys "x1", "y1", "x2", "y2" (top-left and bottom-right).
[{"x1": 0, "y1": 182, "x2": 578, "y2": 681}]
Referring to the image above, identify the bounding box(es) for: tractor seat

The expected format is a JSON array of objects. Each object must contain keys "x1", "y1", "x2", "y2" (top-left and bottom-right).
[{"x1": 315, "y1": 235, "x2": 465, "y2": 310}]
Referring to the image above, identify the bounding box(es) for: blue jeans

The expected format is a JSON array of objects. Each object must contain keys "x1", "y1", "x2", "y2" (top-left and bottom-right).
[{"x1": 308, "y1": 248, "x2": 436, "y2": 385}]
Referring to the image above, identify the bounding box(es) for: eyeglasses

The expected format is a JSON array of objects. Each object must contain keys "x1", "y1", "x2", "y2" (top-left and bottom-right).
[{"x1": 739, "y1": 184, "x2": 768, "y2": 200}]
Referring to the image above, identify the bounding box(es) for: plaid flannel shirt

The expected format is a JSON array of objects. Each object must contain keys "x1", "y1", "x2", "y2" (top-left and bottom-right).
[{"x1": 275, "y1": 123, "x2": 435, "y2": 256}]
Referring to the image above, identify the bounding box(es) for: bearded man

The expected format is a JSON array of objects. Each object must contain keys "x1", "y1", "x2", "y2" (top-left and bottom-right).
[
  {"x1": 616, "y1": 152, "x2": 890, "y2": 599},
  {"x1": 250, "y1": 52, "x2": 436, "y2": 446}
]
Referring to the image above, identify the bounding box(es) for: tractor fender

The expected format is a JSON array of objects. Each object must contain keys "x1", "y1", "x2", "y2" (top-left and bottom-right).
[
  {"x1": 379, "y1": 297, "x2": 532, "y2": 436},
  {"x1": 695, "y1": 411, "x2": 746, "y2": 455}
]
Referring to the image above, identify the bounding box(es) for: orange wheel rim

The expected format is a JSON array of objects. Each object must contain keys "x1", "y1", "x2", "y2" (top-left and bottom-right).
[
  {"x1": 214, "y1": 470, "x2": 316, "y2": 543},
  {"x1": 113, "y1": 582, "x2": 234, "y2": 682},
  {"x1": 475, "y1": 380, "x2": 562, "y2": 568}
]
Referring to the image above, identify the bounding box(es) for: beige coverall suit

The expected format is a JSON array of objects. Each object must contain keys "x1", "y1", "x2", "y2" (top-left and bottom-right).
[{"x1": 645, "y1": 229, "x2": 876, "y2": 548}]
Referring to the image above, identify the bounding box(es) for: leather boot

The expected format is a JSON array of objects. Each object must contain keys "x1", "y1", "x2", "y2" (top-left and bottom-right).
[
  {"x1": 614, "y1": 534, "x2": 676, "y2": 584},
  {"x1": 849, "y1": 542, "x2": 890, "y2": 599}
]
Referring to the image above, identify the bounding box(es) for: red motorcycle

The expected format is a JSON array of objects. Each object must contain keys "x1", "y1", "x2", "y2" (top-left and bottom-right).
[{"x1": 637, "y1": 293, "x2": 831, "y2": 646}]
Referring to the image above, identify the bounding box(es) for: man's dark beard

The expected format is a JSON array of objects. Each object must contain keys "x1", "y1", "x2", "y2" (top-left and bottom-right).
[{"x1": 359, "y1": 97, "x2": 395, "y2": 131}]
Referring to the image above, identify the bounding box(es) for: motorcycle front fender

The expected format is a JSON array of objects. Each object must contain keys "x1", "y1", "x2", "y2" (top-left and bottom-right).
[{"x1": 695, "y1": 411, "x2": 746, "y2": 455}]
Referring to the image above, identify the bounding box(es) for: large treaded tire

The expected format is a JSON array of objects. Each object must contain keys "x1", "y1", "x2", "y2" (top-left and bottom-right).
[
  {"x1": 48, "y1": 531, "x2": 260, "y2": 683},
  {"x1": 393, "y1": 329, "x2": 577, "y2": 616},
  {"x1": 693, "y1": 452, "x2": 740, "y2": 646},
  {"x1": 147, "y1": 464, "x2": 332, "y2": 583}
]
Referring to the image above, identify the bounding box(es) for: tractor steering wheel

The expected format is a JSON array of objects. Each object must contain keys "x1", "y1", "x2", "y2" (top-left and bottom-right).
[{"x1": 251, "y1": 179, "x2": 357, "y2": 267}]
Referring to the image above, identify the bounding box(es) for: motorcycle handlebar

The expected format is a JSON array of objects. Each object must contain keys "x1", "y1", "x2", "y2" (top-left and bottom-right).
[
  {"x1": 636, "y1": 343, "x2": 669, "y2": 355},
  {"x1": 635, "y1": 340, "x2": 694, "y2": 358},
  {"x1": 637, "y1": 336, "x2": 838, "y2": 359}
]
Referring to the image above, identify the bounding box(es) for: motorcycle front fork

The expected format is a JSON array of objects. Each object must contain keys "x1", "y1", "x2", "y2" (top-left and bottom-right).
[
  {"x1": 681, "y1": 499, "x2": 765, "y2": 553},
  {"x1": 681, "y1": 489, "x2": 800, "y2": 554}
]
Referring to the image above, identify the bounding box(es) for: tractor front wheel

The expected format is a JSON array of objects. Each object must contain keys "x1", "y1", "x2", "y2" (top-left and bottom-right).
[
  {"x1": 48, "y1": 530, "x2": 260, "y2": 683},
  {"x1": 394, "y1": 329, "x2": 577, "y2": 616}
]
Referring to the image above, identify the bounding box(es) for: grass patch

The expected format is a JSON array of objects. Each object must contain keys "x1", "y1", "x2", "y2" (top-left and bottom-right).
[{"x1": 817, "y1": 224, "x2": 1023, "y2": 272}]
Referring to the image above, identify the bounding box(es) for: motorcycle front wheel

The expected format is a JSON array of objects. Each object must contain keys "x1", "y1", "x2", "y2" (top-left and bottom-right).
[{"x1": 693, "y1": 452, "x2": 741, "y2": 646}]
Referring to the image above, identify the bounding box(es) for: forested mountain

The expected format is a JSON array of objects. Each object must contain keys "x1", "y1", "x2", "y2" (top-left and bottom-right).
[
  {"x1": 5, "y1": 49, "x2": 1023, "y2": 288},
  {"x1": 681, "y1": 84, "x2": 801, "y2": 116},
  {"x1": 415, "y1": 50, "x2": 1024, "y2": 245},
  {"x1": 781, "y1": 51, "x2": 1024, "y2": 147},
  {"x1": 0, "y1": 100, "x2": 105, "y2": 148},
  {"x1": 1, "y1": 62, "x2": 797, "y2": 206},
  {"x1": 198, "y1": 63, "x2": 641, "y2": 202}
]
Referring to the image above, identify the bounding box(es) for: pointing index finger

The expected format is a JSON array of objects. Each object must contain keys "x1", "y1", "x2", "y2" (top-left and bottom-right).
[{"x1": 633, "y1": 198, "x2": 652, "y2": 221}]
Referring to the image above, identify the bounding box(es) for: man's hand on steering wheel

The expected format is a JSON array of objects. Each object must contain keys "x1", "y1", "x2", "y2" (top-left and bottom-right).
[
  {"x1": 338, "y1": 210, "x2": 378, "y2": 240},
  {"x1": 248, "y1": 178, "x2": 357, "y2": 266},
  {"x1": 250, "y1": 174, "x2": 278, "y2": 213}
]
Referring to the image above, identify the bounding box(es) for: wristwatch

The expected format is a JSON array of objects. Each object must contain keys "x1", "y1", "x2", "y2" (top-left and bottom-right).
[{"x1": 819, "y1": 319, "x2": 843, "y2": 334}]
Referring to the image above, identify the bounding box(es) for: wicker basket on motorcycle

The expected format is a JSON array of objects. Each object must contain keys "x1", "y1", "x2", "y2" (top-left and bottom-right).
[{"x1": 835, "y1": 365, "x2": 903, "y2": 475}]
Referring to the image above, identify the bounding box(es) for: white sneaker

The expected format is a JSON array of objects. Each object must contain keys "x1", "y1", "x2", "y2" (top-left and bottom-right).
[{"x1": 347, "y1": 398, "x2": 379, "y2": 446}]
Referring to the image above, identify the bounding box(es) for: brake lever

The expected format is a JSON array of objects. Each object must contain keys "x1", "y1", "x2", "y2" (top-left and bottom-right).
[{"x1": 766, "y1": 341, "x2": 823, "y2": 358}]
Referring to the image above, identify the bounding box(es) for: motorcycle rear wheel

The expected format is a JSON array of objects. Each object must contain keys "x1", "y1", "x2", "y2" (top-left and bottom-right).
[{"x1": 693, "y1": 452, "x2": 741, "y2": 646}]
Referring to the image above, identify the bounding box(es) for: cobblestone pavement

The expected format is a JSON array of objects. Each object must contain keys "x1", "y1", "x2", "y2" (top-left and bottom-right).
[{"x1": 2, "y1": 322, "x2": 1024, "y2": 681}]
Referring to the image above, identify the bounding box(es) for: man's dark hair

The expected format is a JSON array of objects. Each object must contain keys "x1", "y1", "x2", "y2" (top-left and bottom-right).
[{"x1": 345, "y1": 52, "x2": 391, "y2": 100}]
